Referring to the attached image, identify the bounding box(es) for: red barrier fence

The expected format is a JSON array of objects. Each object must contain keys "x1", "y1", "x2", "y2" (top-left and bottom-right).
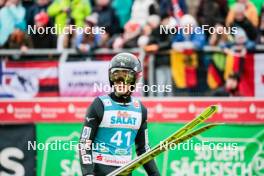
[{"x1": 1, "y1": 98, "x2": 263, "y2": 123}]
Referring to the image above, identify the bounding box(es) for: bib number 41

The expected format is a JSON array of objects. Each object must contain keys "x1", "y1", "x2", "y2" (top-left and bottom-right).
[{"x1": 110, "y1": 131, "x2": 131, "y2": 146}]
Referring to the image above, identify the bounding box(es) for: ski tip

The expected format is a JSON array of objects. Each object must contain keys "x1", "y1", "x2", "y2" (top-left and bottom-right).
[{"x1": 210, "y1": 105, "x2": 218, "y2": 112}]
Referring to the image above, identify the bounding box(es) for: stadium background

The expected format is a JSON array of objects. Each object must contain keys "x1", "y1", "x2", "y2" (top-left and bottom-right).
[{"x1": 0, "y1": 0, "x2": 264, "y2": 175}]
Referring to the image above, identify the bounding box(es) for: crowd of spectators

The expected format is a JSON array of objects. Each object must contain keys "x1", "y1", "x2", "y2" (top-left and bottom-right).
[
  {"x1": 0, "y1": 0, "x2": 263, "y2": 97},
  {"x1": 0, "y1": 0, "x2": 263, "y2": 52}
]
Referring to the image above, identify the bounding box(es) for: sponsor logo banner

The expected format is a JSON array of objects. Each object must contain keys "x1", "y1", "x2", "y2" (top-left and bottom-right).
[
  {"x1": 36, "y1": 123, "x2": 82, "y2": 176},
  {"x1": 133, "y1": 123, "x2": 264, "y2": 176},
  {"x1": 59, "y1": 61, "x2": 109, "y2": 97},
  {"x1": 0, "y1": 124, "x2": 35, "y2": 176},
  {"x1": 11, "y1": 123, "x2": 262, "y2": 176},
  {"x1": 0, "y1": 99, "x2": 263, "y2": 123}
]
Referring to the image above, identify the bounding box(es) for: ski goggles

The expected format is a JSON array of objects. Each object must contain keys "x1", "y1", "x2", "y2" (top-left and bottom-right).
[{"x1": 109, "y1": 68, "x2": 136, "y2": 85}]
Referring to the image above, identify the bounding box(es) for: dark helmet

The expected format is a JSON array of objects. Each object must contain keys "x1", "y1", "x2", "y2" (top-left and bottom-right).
[{"x1": 109, "y1": 53, "x2": 142, "y2": 87}]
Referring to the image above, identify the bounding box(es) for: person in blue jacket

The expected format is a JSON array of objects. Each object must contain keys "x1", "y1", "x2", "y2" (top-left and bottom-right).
[{"x1": 172, "y1": 14, "x2": 206, "y2": 51}]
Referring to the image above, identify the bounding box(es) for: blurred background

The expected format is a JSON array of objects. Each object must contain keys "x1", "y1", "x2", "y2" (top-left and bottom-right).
[{"x1": 0, "y1": 0, "x2": 264, "y2": 175}]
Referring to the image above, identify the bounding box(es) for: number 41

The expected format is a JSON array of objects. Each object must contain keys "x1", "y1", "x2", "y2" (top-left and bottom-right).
[{"x1": 110, "y1": 131, "x2": 131, "y2": 146}]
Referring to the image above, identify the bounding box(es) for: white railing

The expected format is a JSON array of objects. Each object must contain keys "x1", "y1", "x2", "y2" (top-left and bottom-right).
[
  {"x1": 1, "y1": 46, "x2": 264, "y2": 97},
  {"x1": 1, "y1": 45, "x2": 264, "y2": 56}
]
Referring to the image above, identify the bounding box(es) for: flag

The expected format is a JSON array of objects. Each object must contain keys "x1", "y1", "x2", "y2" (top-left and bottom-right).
[
  {"x1": 224, "y1": 53, "x2": 254, "y2": 96},
  {"x1": 254, "y1": 53, "x2": 264, "y2": 97},
  {"x1": 170, "y1": 50, "x2": 198, "y2": 88},
  {"x1": 207, "y1": 64, "x2": 222, "y2": 90},
  {"x1": 224, "y1": 53, "x2": 242, "y2": 80},
  {"x1": 207, "y1": 53, "x2": 226, "y2": 90},
  {"x1": 172, "y1": 0, "x2": 184, "y2": 21},
  {"x1": 0, "y1": 60, "x2": 59, "y2": 98},
  {"x1": 239, "y1": 53, "x2": 254, "y2": 96}
]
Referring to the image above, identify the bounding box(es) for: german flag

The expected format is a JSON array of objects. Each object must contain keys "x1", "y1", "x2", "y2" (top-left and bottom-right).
[
  {"x1": 207, "y1": 64, "x2": 222, "y2": 90},
  {"x1": 224, "y1": 53, "x2": 243, "y2": 80},
  {"x1": 224, "y1": 53, "x2": 254, "y2": 96},
  {"x1": 207, "y1": 53, "x2": 226, "y2": 90},
  {"x1": 239, "y1": 53, "x2": 254, "y2": 96},
  {"x1": 170, "y1": 50, "x2": 198, "y2": 88}
]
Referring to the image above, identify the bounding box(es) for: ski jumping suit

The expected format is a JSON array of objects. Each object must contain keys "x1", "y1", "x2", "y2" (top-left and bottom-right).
[{"x1": 79, "y1": 93, "x2": 160, "y2": 176}]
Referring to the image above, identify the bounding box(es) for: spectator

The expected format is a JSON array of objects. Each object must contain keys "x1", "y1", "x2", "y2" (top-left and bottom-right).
[
  {"x1": 48, "y1": 0, "x2": 91, "y2": 50},
  {"x1": 75, "y1": 16, "x2": 100, "y2": 53},
  {"x1": 250, "y1": 0, "x2": 264, "y2": 14},
  {"x1": 137, "y1": 24, "x2": 153, "y2": 48},
  {"x1": 139, "y1": 14, "x2": 163, "y2": 50},
  {"x1": 172, "y1": 14, "x2": 206, "y2": 52},
  {"x1": 222, "y1": 28, "x2": 255, "y2": 57},
  {"x1": 212, "y1": 73, "x2": 240, "y2": 96},
  {"x1": 171, "y1": 0, "x2": 187, "y2": 20},
  {"x1": 93, "y1": 0, "x2": 120, "y2": 36},
  {"x1": 111, "y1": 0, "x2": 133, "y2": 28},
  {"x1": 130, "y1": 0, "x2": 159, "y2": 26},
  {"x1": 58, "y1": 24, "x2": 81, "y2": 50},
  {"x1": 209, "y1": 22, "x2": 234, "y2": 47},
  {"x1": 30, "y1": 12, "x2": 57, "y2": 48},
  {"x1": 158, "y1": 0, "x2": 187, "y2": 19},
  {"x1": 97, "y1": 26, "x2": 112, "y2": 48},
  {"x1": 83, "y1": 13, "x2": 112, "y2": 49},
  {"x1": 22, "y1": 0, "x2": 34, "y2": 18},
  {"x1": 0, "y1": 0, "x2": 26, "y2": 46},
  {"x1": 229, "y1": 3, "x2": 258, "y2": 41},
  {"x1": 142, "y1": 14, "x2": 173, "y2": 97},
  {"x1": 4, "y1": 28, "x2": 33, "y2": 51},
  {"x1": 185, "y1": 0, "x2": 200, "y2": 18},
  {"x1": 112, "y1": 20, "x2": 141, "y2": 49},
  {"x1": 216, "y1": 0, "x2": 229, "y2": 20},
  {"x1": 0, "y1": 0, "x2": 6, "y2": 8},
  {"x1": 226, "y1": 0, "x2": 259, "y2": 27},
  {"x1": 228, "y1": 0, "x2": 264, "y2": 15},
  {"x1": 26, "y1": 0, "x2": 51, "y2": 27},
  {"x1": 258, "y1": 4, "x2": 264, "y2": 44},
  {"x1": 197, "y1": 0, "x2": 228, "y2": 29},
  {"x1": 158, "y1": 0, "x2": 173, "y2": 18},
  {"x1": 47, "y1": 0, "x2": 92, "y2": 32}
]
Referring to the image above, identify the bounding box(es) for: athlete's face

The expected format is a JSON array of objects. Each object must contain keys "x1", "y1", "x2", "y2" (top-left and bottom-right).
[{"x1": 110, "y1": 68, "x2": 135, "y2": 96}]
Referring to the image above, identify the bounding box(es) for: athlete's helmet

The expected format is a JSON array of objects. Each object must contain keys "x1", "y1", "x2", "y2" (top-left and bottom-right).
[{"x1": 109, "y1": 53, "x2": 142, "y2": 87}]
